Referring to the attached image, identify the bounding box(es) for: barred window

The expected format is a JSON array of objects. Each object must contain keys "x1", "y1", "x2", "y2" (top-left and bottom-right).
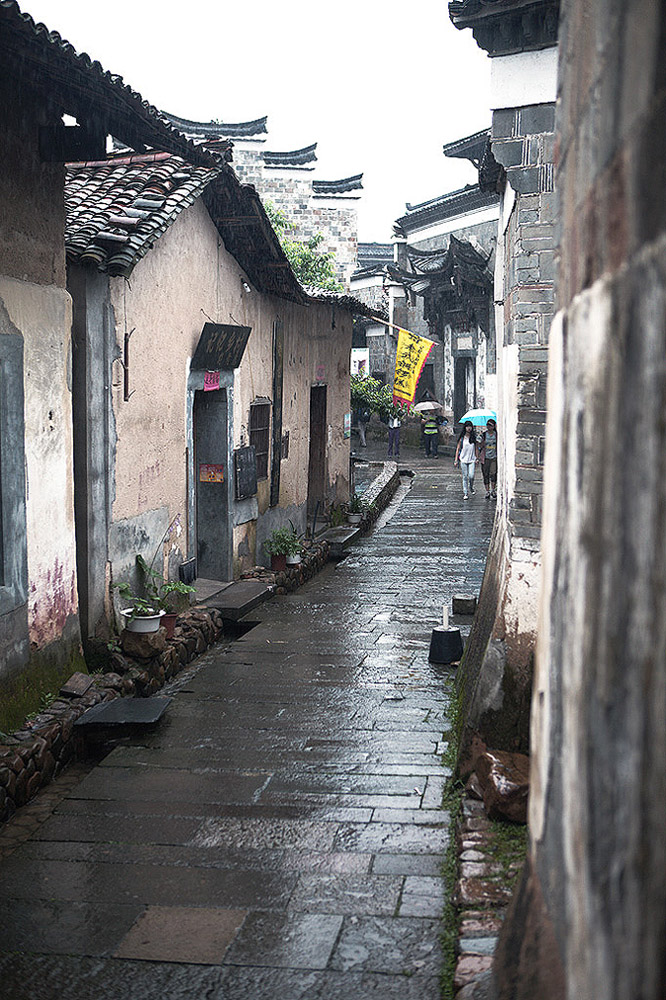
[{"x1": 249, "y1": 402, "x2": 270, "y2": 480}]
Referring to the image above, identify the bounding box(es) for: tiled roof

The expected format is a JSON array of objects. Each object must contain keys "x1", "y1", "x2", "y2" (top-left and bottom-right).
[
  {"x1": 313, "y1": 175, "x2": 363, "y2": 196},
  {"x1": 0, "y1": 1, "x2": 220, "y2": 168},
  {"x1": 389, "y1": 235, "x2": 492, "y2": 295},
  {"x1": 358, "y1": 243, "x2": 393, "y2": 266},
  {"x1": 263, "y1": 145, "x2": 318, "y2": 167},
  {"x1": 162, "y1": 113, "x2": 269, "y2": 140},
  {"x1": 443, "y1": 130, "x2": 491, "y2": 166},
  {"x1": 65, "y1": 153, "x2": 219, "y2": 276},
  {"x1": 64, "y1": 151, "x2": 369, "y2": 313},
  {"x1": 394, "y1": 184, "x2": 498, "y2": 236}
]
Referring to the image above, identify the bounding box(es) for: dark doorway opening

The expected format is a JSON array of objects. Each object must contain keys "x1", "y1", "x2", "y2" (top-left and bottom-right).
[
  {"x1": 454, "y1": 357, "x2": 476, "y2": 423},
  {"x1": 194, "y1": 388, "x2": 229, "y2": 581},
  {"x1": 307, "y1": 385, "x2": 327, "y2": 516}
]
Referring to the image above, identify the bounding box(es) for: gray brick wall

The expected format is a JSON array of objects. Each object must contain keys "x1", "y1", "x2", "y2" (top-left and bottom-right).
[
  {"x1": 232, "y1": 146, "x2": 358, "y2": 288},
  {"x1": 492, "y1": 105, "x2": 556, "y2": 541}
]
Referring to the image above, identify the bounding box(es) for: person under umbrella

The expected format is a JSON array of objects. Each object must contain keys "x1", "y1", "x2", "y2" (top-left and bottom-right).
[
  {"x1": 454, "y1": 420, "x2": 478, "y2": 499},
  {"x1": 477, "y1": 418, "x2": 498, "y2": 499}
]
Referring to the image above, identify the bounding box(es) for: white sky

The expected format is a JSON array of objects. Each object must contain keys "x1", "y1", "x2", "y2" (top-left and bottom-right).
[{"x1": 23, "y1": 0, "x2": 491, "y2": 242}]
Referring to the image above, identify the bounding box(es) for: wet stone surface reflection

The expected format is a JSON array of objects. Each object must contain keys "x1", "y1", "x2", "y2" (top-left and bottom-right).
[{"x1": 0, "y1": 456, "x2": 492, "y2": 1000}]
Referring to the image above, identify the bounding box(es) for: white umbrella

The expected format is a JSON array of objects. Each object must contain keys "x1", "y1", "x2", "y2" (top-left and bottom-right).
[{"x1": 412, "y1": 401, "x2": 442, "y2": 413}]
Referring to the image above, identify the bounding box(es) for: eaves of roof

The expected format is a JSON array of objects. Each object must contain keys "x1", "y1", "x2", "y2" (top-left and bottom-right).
[
  {"x1": 263, "y1": 145, "x2": 318, "y2": 167},
  {"x1": 1, "y1": 1, "x2": 221, "y2": 168},
  {"x1": 443, "y1": 129, "x2": 491, "y2": 165},
  {"x1": 163, "y1": 112, "x2": 269, "y2": 140},
  {"x1": 307, "y1": 290, "x2": 388, "y2": 321},
  {"x1": 395, "y1": 184, "x2": 498, "y2": 235},
  {"x1": 313, "y1": 175, "x2": 363, "y2": 196},
  {"x1": 65, "y1": 149, "x2": 308, "y2": 303}
]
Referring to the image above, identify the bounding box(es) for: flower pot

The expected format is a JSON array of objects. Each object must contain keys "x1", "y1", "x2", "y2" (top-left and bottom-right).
[
  {"x1": 162, "y1": 612, "x2": 178, "y2": 638},
  {"x1": 348, "y1": 513, "x2": 363, "y2": 525},
  {"x1": 122, "y1": 609, "x2": 165, "y2": 633},
  {"x1": 286, "y1": 553, "x2": 302, "y2": 566},
  {"x1": 270, "y1": 554, "x2": 287, "y2": 572}
]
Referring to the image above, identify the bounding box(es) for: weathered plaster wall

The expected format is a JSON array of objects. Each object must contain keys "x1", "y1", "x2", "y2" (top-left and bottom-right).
[
  {"x1": 495, "y1": 3, "x2": 666, "y2": 998},
  {"x1": 0, "y1": 276, "x2": 80, "y2": 660},
  {"x1": 104, "y1": 198, "x2": 351, "y2": 590}
]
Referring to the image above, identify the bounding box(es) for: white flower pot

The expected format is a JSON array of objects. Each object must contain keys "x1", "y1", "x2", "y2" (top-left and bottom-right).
[
  {"x1": 286, "y1": 553, "x2": 302, "y2": 566},
  {"x1": 348, "y1": 513, "x2": 363, "y2": 525},
  {"x1": 122, "y1": 609, "x2": 165, "y2": 633}
]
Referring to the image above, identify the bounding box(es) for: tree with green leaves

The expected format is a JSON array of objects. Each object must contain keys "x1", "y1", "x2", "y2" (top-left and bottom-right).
[
  {"x1": 264, "y1": 201, "x2": 343, "y2": 292},
  {"x1": 350, "y1": 374, "x2": 411, "y2": 422}
]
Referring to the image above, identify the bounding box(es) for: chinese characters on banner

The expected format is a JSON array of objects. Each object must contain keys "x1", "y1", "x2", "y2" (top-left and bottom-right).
[
  {"x1": 392, "y1": 328, "x2": 435, "y2": 406},
  {"x1": 204, "y1": 371, "x2": 220, "y2": 391}
]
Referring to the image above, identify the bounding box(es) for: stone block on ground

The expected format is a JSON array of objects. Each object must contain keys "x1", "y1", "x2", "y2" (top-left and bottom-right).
[
  {"x1": 453, "y1": 595, "x2": 478, "y2": 615},
  {"x1": 59, "y1": 672, "x2": 93, "y2": 698},
  {"x1": 121, "y1": 628, "x2": 167, "y2": 660},
  {"x1": 475, "y1": 749, "x2": 530, "y2": 824}
]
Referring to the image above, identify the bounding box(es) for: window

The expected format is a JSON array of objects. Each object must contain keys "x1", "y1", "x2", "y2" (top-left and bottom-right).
[{"x1": 249, "y1": 402, "x2": 270, "y2": 480}]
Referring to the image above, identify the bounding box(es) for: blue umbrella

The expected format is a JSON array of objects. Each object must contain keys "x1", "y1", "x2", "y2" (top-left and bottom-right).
[{"x1": 459, "y1": 408, "x2": 497, "y2": 426}]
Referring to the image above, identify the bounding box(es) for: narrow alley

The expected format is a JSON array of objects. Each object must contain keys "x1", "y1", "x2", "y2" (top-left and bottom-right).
[{"x1": 0, "y1": 454, "x2": 492, "y2": 999}]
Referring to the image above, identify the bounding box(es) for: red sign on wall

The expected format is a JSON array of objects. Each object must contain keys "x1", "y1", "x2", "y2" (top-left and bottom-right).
[
  {"x1": 204, "y1": 371, "x2": 220, "y2": 391},
  {"x1": 199, "y1": 464, "x2": 224, "y2": 483}
]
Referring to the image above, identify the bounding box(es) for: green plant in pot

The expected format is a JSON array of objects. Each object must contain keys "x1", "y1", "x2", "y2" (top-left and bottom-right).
[
  {"x1": 117, "y1": 554, "x2": 195, "y2": 635},
  {"x1": 347, "y1": 493, "x2": 366, "y2": 524},
  {"x1": 264, "y1": 525, "x2": 302, "y2": 571}
]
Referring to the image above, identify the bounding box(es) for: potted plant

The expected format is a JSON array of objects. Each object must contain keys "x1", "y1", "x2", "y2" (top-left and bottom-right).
[
  {"x1": 264, "y1": 525, "x2": 301, "y2": 572},
  {"x1": 117, "y1": 555, "x2": 195, "y2": 636},
  {"x1": 347, "y1": 493, "x2": 366, "y2": 525},
  {"x1": 285, "y1": 522, "x2": 303, "y2": 566}
]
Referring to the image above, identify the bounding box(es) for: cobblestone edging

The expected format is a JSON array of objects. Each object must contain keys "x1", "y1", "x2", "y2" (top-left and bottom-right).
[
  {"x1": 0, "y1": 607, "x2": 226, "y2": 825},
  {"x1": 352, "y1": 462, "x2": 401, "y2": 534},
  {"x1": 257, "y1": 539, "x2": 331, "y2": 596},
  {"x1": 453, "y1": 790, "x2": 525, "y2": 998}
]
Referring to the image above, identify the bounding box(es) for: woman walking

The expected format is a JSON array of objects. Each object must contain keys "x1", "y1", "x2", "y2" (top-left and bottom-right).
[
  {"x1": 454, "y1": 420, "x2": 478, "y2": 500},
  {"x1": 478, "y1": 418, "x2": 498, "y2": 499}
]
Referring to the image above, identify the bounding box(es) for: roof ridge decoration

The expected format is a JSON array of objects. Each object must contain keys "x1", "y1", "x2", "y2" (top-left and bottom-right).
[
  {"x1": 162, "y1": 112, "x2": 269, "y2": 139},
  {"x1": 394, "y1": 183, "x2": 498, "y2": 235},
  {"x1": 0, "y1": 1, "x2": 224, "y2": 168},
  {"x1": 263, "y1": 144, "x2": 318, "y2": 167},
  {"x1": 313, "y1": 175, "x2": 363, "y2": 195}
]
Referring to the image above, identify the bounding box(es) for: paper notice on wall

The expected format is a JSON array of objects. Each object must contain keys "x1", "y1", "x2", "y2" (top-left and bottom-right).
[
  {"x1": 204, "y1": 371, "x2": 220, "y2": 391},
  {"x1": 344, "y1": 412, "x2": 351, "y2": 438},
  {"x1": 199, "y1": 464, "x2": 224, "y2": 483}
]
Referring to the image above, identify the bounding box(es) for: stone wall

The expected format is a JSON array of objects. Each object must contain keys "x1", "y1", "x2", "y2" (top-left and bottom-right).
[
  {"x1": 494, "y1": 2, "x2": 666, "y2": 999},
  {"x1": 457, "y1": 87, "x2": 556, "y2": 763}
]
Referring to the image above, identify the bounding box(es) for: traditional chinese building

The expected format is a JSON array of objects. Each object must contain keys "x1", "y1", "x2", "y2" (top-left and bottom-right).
[{"x1": 160, "y1": 115, "x2": 363, "y2": 289}]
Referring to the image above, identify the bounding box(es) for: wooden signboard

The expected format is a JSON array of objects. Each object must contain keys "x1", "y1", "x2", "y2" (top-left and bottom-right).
[
  {"x1": 191, "y1": 323, "x2": 252, "y2": 371},
  {"x1": 234, "y1": 446, "x2": 257, "y2": 500}
]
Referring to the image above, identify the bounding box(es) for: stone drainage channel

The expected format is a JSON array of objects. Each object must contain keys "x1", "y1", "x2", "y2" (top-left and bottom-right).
[{"x1": 0, "y1": 455, "x2": 494, "y2": 1000}]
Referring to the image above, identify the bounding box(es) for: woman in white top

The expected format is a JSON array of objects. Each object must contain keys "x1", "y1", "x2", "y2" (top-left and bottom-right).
[{"x1": 454, "y1": 421, "x2": 478, "y2": 500}]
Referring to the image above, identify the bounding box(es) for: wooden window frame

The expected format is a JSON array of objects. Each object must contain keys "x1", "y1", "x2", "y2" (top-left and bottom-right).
[{"x1": 249, "y1": 402, "x2": 271, "y2": 481}]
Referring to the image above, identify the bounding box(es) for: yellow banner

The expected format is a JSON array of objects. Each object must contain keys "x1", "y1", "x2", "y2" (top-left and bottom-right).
[{"x1": 392, "y1": 328, "x2": 435, "y2": 406}]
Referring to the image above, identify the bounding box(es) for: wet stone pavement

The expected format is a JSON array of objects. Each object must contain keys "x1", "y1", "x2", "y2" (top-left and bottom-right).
[{"x1": 0, "y1": 448, "x2": 493, "y2": 1000}]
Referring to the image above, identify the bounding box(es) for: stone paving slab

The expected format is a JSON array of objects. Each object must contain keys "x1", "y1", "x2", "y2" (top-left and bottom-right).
[{"x1": 0, "y1": 456, "x2": 492, "y2": 996}]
